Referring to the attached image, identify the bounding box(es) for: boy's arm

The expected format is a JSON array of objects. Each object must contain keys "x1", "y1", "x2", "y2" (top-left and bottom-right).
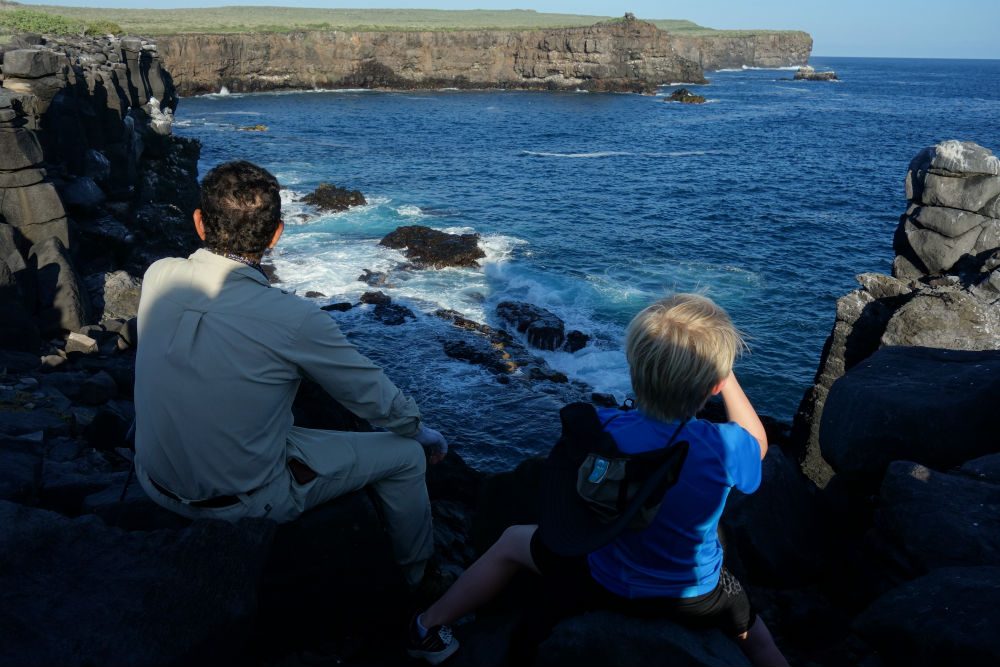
[{"x1": 720, "y1": 371, "x2": 768, "y2": 460}]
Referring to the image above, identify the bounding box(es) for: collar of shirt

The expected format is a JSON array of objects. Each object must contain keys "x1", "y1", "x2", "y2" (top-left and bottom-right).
[{"x1": 189, "y1": 248, "x2": 271, "y2": 287}]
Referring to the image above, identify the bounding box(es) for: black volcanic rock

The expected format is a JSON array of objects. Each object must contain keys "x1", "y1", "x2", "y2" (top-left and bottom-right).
[
  {"x1": 380, "y1": 225, "x2": 485, "y2": 269},
  {"x1": 302, "y1": 183, "x2": 366, "y2": 212},
  {"x1": 666, "y1": 87, "x2": 706, "y2": 103},
  {"x1": 496, "y1": 301, "x2": 566, "y2": 351}
]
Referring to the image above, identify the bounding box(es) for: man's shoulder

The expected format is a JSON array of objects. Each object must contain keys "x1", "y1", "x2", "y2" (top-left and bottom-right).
[{"x1": 144, "y1": 255, "x2": 190, "y2": 279}]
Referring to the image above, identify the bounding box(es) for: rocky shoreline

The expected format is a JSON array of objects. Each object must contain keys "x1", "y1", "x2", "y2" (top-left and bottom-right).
[{"x1": 2, "y1": 33, "x2": 1000, "y2": 667}]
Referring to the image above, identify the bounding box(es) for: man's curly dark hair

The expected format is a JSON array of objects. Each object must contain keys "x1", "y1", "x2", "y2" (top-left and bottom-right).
[{"x1": 199, "y1": 160, "x2": 281, "y2": 257}]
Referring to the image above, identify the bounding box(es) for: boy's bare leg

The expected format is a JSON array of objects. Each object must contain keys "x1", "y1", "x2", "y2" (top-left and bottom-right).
[
  {"x1": 737, "y1": 616, "x2": 791, "y2": 667},
  {"x1": 420, "y1": 524, "x2": 541, "y2": 628}
]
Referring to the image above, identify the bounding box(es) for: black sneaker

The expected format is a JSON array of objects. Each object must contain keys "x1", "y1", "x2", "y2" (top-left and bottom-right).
[{"x1": 407, "y1": 613, "x2": 459, "y2": 665}]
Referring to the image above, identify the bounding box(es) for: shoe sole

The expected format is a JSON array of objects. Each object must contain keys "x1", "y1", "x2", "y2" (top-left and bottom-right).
[{"x1": 407, "y1": 640, "x2": 459, "y2": 665}]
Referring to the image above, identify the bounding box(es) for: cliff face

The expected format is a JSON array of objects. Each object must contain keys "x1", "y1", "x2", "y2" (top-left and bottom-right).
[
  {"x1": 157, "y1": 19, "x2": 712, "y2": 95},
  {"x1": 669, "y1": 31, "x2": 812, "y2": 71}
]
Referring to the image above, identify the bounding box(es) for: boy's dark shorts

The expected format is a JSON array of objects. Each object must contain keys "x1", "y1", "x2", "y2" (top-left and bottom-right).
[{"x1": 529, "y1": 531, "x2": 757, "y2": 637}]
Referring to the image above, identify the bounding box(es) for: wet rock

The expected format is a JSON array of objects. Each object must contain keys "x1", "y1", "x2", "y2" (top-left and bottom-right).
[
  {"x1": 373, "y1": 302, "x2": 416, "y2": 326},
  {"x1": 496, "y1": 301, "x2": 566, "y2": 351},
  {"x1": 537, "y1": 610, "x2": 751, "y2": 667},
  {"x1": 380, "y1": 225, "x2": 485, "y2": 269},
  {"x1": 855, "y1": 567, "x2": 1000, "y2": 667},
  {"x1": 666, "y1": 87, "x2": 706, "y2": 103},
  {"x1": 0, "y1": 405, "x2": 70, "y2": 438},
  {"x1": 301, "y1": 182, "x2": 366, "y2": 211},
  {"x1": 443, "y1": 339, "x2": 509, "y2": 375},
  {"x1": 0, "y1": 501, "x2": 274, "y2": 667},
  {"x1": 877, "y1": 461, "x2": 1000, "y2": 572},
  {"x1": 303, "y1": 290, "x2": 326, "y2": 298},
  {"x1": 794, "y1": 65, "x2": 838, "y2": 81},
  {"x1": 360, "y1": 290, "x2": 391, "y2": 306},
  {"x1": 320, "y1": 302, "x2": 353, "y2": 312},
  {"x1": 528, "y1": 367, "x2": 569, "y2": 383},
  {"x1": 821, "y1": 347, "x2": 1000, "y2": 487},
  {"x1": 590, "y1": 392, "x2": 618, "y2": 408},
  {"x1": 563, "y1": 330, "x2": 590, "y2": 353},
  {"x1": 358, "y1": 268, "x2": 389, "y2": 286}
]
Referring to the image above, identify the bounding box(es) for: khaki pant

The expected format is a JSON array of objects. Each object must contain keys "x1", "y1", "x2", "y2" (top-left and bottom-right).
[{"x1": 137, "y1": 426, "x2": 434, "y2": 571}]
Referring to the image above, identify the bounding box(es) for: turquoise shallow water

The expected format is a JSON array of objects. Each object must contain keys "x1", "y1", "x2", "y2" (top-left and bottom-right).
[{"x1": 174, "y1": 57, "x2": 1000, "y2": 470}]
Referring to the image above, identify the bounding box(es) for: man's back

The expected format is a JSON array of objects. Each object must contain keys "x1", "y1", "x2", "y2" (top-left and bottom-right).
[{"x1": 135, "y1": 248, "x2": 313, "y2": 499}]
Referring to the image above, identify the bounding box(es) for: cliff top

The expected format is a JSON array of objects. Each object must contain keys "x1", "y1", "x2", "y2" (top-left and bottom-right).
[{"x1": 0, "y1": 4, "x2": 807, "y2": 38}]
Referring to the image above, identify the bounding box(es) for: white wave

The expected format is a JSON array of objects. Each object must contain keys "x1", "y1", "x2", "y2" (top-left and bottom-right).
[
  {"x1": 522, "y1": 150, "x2": 633, "y2": 158},
  {"x1": 665, "y1": 81, "x2": 708, "y2": 86},
  {"x1": 201, "y1": 111, "x2": 262, "y2": 116},
  {"x1": 713, "y1": 65, "x2": 802, "y2": 72},
  {"x1": 396, "y1": 205, "x2": 424, "y2": 217},
  {"x1": 218, "y1": 86, "x2": 230, "y2": 95},
  {"x1": 573, "y1": 88, "x2": 590, "y2": 93}
]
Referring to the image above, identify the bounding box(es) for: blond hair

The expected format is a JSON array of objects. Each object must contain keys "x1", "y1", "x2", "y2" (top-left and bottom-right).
[{"x1": 625, "y1": 294, "x2": 745, "y2": 421}]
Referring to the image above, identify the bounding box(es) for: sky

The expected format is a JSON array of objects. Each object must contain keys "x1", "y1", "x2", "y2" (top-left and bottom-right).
[{"x1": 16, "y1": 0, "x2": 1000, "y2": 59}]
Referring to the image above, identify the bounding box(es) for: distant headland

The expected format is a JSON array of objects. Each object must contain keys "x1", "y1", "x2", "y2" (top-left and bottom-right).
[{"x1": 0, "y1": 5, "x2": 812, "y2": 95}]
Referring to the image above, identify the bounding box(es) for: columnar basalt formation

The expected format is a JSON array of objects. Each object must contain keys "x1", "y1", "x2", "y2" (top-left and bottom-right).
[
  {"x1": 157, "y1": 19, "x2": 716, "y2": 95},
  {"x1": 792, "y1": 140, "x2": 1000, "y2": 488},
  {"x1": 0, "y1": 35, "x2": 200, "y2": 346}
]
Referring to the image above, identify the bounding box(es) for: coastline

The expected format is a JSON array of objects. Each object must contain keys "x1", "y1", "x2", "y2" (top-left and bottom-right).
[{"x1": 1, "y1": 31, "x2": 999, "y2": 667}]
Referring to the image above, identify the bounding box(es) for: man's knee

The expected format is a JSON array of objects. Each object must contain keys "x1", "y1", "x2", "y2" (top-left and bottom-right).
[{"x1": 404, "y1": 437, "x2": 427, "y2": 475}]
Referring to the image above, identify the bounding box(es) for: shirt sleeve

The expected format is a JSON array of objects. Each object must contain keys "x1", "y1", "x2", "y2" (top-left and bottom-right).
[
  {"x1": 287, "y1": 308, "x2": 421, "y2": 437},
  {"x1": 718, "y1": 422, "x2": 763, "y2": 494}
]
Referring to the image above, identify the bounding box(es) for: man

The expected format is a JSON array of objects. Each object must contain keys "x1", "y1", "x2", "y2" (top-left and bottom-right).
[{"x1": 134, "y1": 160, "x2": 446, "y2": 587}]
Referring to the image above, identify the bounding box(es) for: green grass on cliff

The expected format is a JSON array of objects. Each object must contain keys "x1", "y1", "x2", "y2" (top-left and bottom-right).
[{"x1": 0, "y1": 4, "x2": 802, "y2": 37}]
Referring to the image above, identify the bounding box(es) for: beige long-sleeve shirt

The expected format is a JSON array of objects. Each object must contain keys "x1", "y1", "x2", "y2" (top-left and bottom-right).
[{"x1": 134, "y1": 248, "x2": 421, "y2": 500}]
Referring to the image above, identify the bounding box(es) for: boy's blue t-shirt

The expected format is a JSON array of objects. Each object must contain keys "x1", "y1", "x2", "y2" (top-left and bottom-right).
[{"x1": 586, "y1": 408, "x2": 762, "y2": 599}]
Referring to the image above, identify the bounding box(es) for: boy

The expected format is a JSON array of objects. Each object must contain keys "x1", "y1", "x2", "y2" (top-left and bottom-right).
[{"x1": 407, "y1": 293, "x2": 789, "y2": 667}]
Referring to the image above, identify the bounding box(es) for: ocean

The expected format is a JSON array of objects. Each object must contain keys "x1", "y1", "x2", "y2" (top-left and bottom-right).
[{"x1": 174, "y1": 57, "x2": 1000, "y2": 470}]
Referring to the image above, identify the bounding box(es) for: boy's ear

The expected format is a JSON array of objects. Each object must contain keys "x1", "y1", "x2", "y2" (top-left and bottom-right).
[{"x1": 709, "y1": 376, "x2": 728, "y2": 396}]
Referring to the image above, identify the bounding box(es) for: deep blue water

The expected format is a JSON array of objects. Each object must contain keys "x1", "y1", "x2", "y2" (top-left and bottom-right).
[{"x1": 174, "y1": 57, "x2": 1000, "y2": 470}]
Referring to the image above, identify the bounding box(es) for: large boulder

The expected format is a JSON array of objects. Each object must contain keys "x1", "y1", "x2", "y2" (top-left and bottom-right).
[
  {"x1": 28, "y1": 236, "x2": 93, "y2": 335},
  {"x1": 0, "y1": 501, "x2": 275, "y2": 667},
  {"x1": 86, "y1": 270, "x2": 142, "y2": 321},
  {"x1": 536, "y1": 610, "x2": 751, "y2": 667},
  {"x1": 0, "y1": 439, "x2": 42, "y2": 503},
  {"x1": 301, "y1": 182, "x2": 366, "y2": 212},
  {"x1": 820, "y1": 347, "x2": 1000, "y2": 486},
  {"x1": 721, "y1": 447, "x2": 828, "y2": 587},
  {"x1": 380, "y1": 225, "x2": 486, "y2": 269},
  {"x1": 0, "y1": 181, "x2": 69, "y2": 247},
  {"x1": 880, "y1": 289, "x2": 1000, "y2": 349},
  {"x1": 496, "y1": 301, "x2": 566, "y2": 351},
  {"x1": 0, "y1": 129, "x2": 44, "y2": 171},
  {"x1": 0, "y1": 49, "x2": 60, "y2": 79},
  {"x1": 876, "y1": 461, "x2": 1000, "y2": 572},
  {"x1": 854, "y1": 567, "x2": 1000, "y2": 667}
]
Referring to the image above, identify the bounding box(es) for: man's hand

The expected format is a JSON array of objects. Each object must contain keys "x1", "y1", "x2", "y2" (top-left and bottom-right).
[{"x1": 415, "y1": 425, "x2": 448, "y2": 464}]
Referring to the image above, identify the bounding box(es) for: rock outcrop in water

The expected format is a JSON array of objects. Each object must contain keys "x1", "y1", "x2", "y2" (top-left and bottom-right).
[
  {"x1": 380, "y1": 224, "x2": 486, "y2": 268},
  {"x1": 301, "y1": 182, "x2": 366, "y2": 212},
  {"x1": 794, "y1": 65, "x2": 838, "y2": 81}
]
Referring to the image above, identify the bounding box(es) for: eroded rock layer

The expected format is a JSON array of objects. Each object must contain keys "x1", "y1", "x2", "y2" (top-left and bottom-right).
[{"x1": 156, "y1": 19, "x2": 730, "y2": 95}]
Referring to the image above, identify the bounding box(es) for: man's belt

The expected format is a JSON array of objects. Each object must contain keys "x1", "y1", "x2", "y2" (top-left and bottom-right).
[{"x1": 149, "y1": 477, "x2": 243, "y2": 509}]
